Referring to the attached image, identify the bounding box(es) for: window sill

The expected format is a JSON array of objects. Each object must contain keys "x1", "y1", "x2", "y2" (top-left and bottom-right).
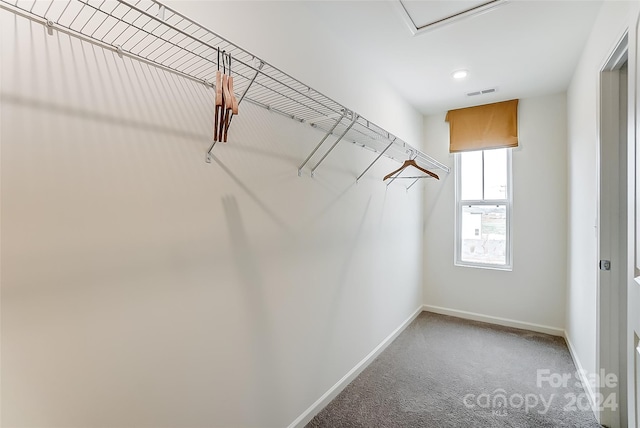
[{"x1": 454, "y1": 261, "x2": 512, "y2": 272}]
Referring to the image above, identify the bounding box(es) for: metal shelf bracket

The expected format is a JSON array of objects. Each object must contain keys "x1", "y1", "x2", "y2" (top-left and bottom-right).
[
  {"x1": 356, "y1": 137, "x2": 396, "y2": 183},
  {"x1": 297, "y1": 110, "x2": 347, "y2": 176},
  {"x1": 310, "y1": 111, "x2": 358, "y2": 177}
]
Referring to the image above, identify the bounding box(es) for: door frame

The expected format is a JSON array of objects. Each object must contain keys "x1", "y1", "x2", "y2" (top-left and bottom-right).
[{"x1": 597, "y1": 32, "x2": 629, "y2": 428}]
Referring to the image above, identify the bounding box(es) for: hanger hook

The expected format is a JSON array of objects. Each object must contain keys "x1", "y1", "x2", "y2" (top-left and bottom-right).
[
  {"x1": 217, "y1": 47, "x2": 220, "y2": 71},
  {"x1": 222, "y1": 50, "x2": 226, "y2": 74}
]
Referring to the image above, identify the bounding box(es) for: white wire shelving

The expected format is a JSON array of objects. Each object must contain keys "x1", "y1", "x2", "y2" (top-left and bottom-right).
[{"x1": 0, "y1": 0, "x2": 450, "y2": 185}]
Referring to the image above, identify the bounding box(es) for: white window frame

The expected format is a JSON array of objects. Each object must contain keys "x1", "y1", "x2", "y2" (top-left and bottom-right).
[{"x1": 454, "y1": 149, "x2": 513, "y2": 271}]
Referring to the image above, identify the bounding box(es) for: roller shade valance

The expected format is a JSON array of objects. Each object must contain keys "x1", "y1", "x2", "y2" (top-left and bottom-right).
[{"x1": 445, "y1": 99, "x2": 519, "y2": 153}]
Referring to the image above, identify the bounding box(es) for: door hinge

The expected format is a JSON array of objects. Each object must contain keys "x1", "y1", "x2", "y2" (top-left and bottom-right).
[{"x1": 599, "y1": 260, "x2": 611, "y2": 271}]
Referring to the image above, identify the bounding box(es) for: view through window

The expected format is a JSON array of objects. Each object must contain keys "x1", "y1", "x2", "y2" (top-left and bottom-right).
[{"x1": 456, "y1": 148, "x2": 512, "y2": 269}]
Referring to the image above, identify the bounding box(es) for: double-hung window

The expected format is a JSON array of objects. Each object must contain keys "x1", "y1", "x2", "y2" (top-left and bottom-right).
[{"x1": 455, "y1": 148, "x2": 512, "y2": 270}]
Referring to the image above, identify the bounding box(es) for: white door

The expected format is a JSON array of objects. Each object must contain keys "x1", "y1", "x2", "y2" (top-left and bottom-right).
[
  {"x1": 629, "y1": 10, "x2": 640, "y2": 427},
  {"x1": 632, "y1": 18, "x2": 640, "y2": 426},
  {"x1": 628, "y1": 11, "x2": 640, "y2": 427},
  {"x1": 598, "y1": 35, "x2": 628, "y2": 427}
]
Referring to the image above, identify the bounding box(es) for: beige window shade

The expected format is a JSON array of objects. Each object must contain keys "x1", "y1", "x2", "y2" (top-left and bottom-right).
[{"x1": 445, "y1": 99, "x2": 519, "y2": 153}]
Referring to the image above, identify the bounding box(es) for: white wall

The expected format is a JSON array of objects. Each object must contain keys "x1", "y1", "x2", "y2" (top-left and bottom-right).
[
  {"x1": 423, "y1": 93, "x2": 568, "y2": 332},
  {"x1": 0, "y1": 8, "x2": 426, "y2": 428},
  {"x1": 565, "y1": 0, "x2": 635, "y2": 391}
]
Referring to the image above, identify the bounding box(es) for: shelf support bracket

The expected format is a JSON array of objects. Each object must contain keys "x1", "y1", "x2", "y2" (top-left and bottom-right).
[
  {"x1": 206, "y1": 60, "x2": 264, "y2": 163},
  {"x1": 406, "y1": 178, "x2": 420, "y2": 191},
  {"x1": 297, "y1": 110, "x2": 346, "y2": 176},
  {"x1": 386, "y1": 171, "x2": 403, "y2": 187},
  {"x1": 239, "y1": 61, "x2": 264, "y2": 104},
  {"x1": 225, "y1": 60, "x2": 264, "y2": 130},
  {"x1": 310, "y1": 112, "x2": 358, "y2": 177},
  {"x1": 356, "y1": 137, "x2": 396, "y2": 183},
  {"x1": 46, "y1": 19, "x2": 54, "y2": 35}
]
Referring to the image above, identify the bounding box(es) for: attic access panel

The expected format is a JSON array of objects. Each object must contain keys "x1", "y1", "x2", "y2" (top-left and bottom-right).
[{"x1": 397, "y1": 0, "x2": 506, "y2": 35}]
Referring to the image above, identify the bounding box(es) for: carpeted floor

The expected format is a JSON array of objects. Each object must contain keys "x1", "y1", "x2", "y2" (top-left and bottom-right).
[{"x1": 307, "y1": 312, "x2": 602, "y2": 427}]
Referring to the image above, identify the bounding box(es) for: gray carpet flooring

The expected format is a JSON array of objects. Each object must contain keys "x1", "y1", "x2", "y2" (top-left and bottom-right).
[{"x1": 307, "y1": 312, "x2": 601, "y2": 427}]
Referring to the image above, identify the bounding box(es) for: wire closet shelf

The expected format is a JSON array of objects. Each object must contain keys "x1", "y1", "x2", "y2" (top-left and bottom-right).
[{"x1": 0, "y1": 0, "x2": 450, "y2": 183}]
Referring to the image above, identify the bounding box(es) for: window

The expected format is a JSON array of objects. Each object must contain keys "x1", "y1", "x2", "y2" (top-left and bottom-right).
[{"x1": 455, "y1": 148, "x2": 512, "y2": 270}]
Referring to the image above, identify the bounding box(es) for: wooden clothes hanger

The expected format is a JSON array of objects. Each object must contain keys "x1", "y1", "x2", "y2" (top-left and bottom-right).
[
  {"x1": 383, "y1": 158, "x2": 439, "y2": 181},
  {"x1": 223, "y1": 54, "x2": 238, "y2": 142},
  {"x1": 212, "y1": 52, "x2": 239, "y2": 143},
  {"x1": 229, "y1": 56, "x2": 239, "y2": 116},
  {"x1": 214, "y1": 48, "x2": 223, "y2": 143},
  {"x1": 219, "y1": 51, "x2": 230, "y2": 142}
]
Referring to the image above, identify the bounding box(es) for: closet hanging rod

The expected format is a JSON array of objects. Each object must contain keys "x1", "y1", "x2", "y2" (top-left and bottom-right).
[
  {"x1": 0, "y1": 2, "x2": 205, "y2": 88},
  {"x1": 3, "y1": 0, "x2": 343, "y2": 124},
  {"x1": 103, "y1": 0, "x2": 343, "y2": 121},
  {"x1": 0, "y1": 0, "x2": 450, "y2": 178},
  {"x1": 134, "y1": 0, "x2": 449, "y2": 173},
  {"x1": 115, "y1": 0, "x2": 343, "y2": 116}
]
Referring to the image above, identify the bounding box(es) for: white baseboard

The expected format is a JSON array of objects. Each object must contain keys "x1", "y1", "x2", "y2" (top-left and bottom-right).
[
  {"x1": 286, "y1": 305, "x2": 423, "y2": 428},
  {"x1": 564, "y1": 332, "x2": 598, "y2": 421},
  {"x1": 422, "y1": 304, "x2": 565, "y2": 337}
]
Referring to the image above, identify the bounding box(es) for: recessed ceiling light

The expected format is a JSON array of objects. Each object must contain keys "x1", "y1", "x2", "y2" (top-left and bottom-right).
[{"x1": 452, "y1": 70, "x2": 468, "y2": 80}]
